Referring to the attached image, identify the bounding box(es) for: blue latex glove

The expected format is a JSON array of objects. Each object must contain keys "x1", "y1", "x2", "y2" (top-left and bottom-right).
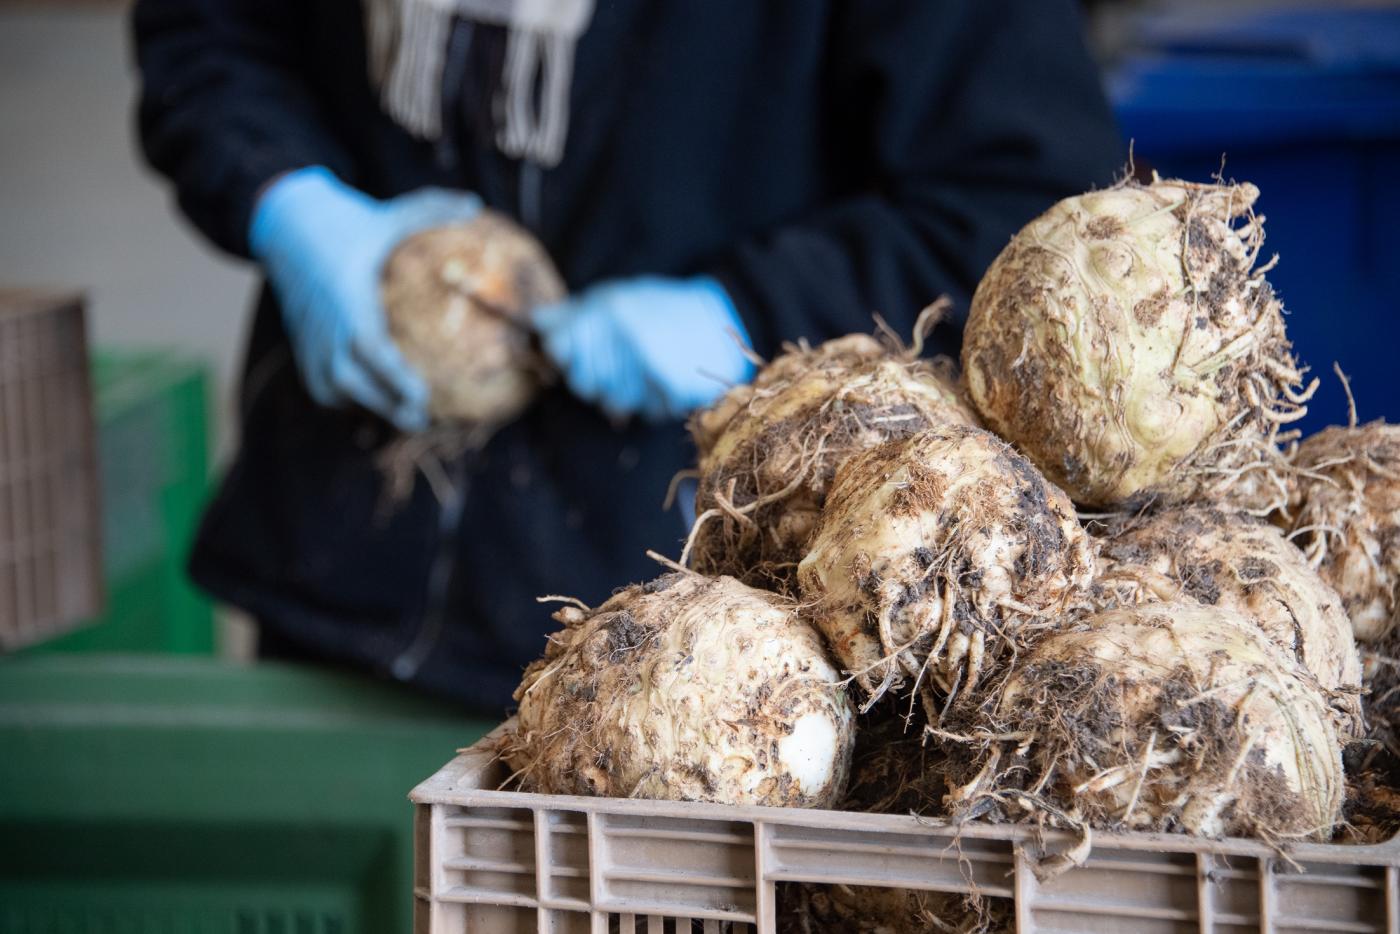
[
  {"x1": 249, "y1": 166, "x2": 482, "y2": 430},
  {"x1": 532, "y1": 277, "x2": 756, "y2": 422}
]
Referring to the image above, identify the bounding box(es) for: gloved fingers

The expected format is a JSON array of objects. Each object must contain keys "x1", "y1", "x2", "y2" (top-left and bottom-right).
[
  {"x1": 249, "y1": 167, "x2": 374, "y2": 263},
  {"x1": 280, "y1": 298, "x2": 343, "y2": 410},
  {"x1": 546, "y1": 315, "x2": 646, "y2": 416},
  {"x1": 349, "y1": 334, "x2": 432, "y2": 431},
  {"x1": 526, "y1": 301, "x2": 571, "y2": 337},
  {"x1": 297, "y1": 356, "x2": 338, "y2": 410},
  {"x1": 559, "y1": 338, "x2": 609, "y2": 406},
  {"x1": 678, "y1": 367, "x2": 739, "y2": 408},
  {"x1": 634, "y1": 331, "x2": 752, "y2": 422},
  {"x1": 637, "y1": 373, "x2": 710, "y2": 423},
  {"x1": 531, "y1": 288, "x2": 666, "y2": 420},
  {"x1": 531, "y1": 301, "x2": 589, "y2": 389},
  {"x1": 332, "y1": 359, "x2": 430, "y2": 432},
  {"x1": 326, "y1": 355, "x2": 399, "y2": 423},
  {"x1": 387, "y1": 187, "x2": 484, "y2": 232},
  {"x1": 595, "y1": 358, "x2": 649, "y2": 420}
]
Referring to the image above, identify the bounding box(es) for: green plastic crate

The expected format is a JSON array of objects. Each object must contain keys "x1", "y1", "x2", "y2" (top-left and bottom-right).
[
  {"x1": 0, "y1": 654, "x2": 491, "y2": 933},
  {"x1": 32, "y1": 351, "x2": 214, "y2": 654}
]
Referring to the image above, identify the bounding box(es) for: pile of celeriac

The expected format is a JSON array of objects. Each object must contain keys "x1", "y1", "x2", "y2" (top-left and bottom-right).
[{"x1": 496, "y1": 175, "x2": 1396, "y2": 933}]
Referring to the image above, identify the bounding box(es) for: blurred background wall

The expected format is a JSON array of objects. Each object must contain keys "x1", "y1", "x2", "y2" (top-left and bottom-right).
[
  {"x1": 0, "y1": 3, "x2": 255, "y2": 458},
  {"x1": 0, "y1": 3, "x2": 260, "y2": 655}
]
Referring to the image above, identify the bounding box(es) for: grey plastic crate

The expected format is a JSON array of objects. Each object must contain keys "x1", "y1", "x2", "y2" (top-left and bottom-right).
[
  {"x1": 412, "y1": 721, "x2": 1400, "y2": 933},
  {"x1": 0, "y1": 290, "x2": 102, "y2": 647}
]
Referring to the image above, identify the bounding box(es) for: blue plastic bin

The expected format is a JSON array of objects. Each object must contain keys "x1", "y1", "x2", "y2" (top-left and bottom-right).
[{"x1": 1110, "y1": 5, "x2": 1400, "y2": 434}]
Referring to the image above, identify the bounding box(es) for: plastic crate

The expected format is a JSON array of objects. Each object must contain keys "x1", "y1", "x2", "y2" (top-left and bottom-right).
[
  {"x1": 411, "y1": 721, "x2": 1400, "y2": 933},
  {"x1": 0, "y1": 653, "x2": 493, "y2": 934},
  {"x1": 0, "y1": 289, "x2": 102, "y2": 649},
  {"x1": 29, "y1": 349, "x2": 214, "y2": 654}
]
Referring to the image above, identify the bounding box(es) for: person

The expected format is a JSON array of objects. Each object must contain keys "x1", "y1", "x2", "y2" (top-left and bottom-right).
[{"x1": 132, "y1": 0, "x2": 1122, "y2": 715}]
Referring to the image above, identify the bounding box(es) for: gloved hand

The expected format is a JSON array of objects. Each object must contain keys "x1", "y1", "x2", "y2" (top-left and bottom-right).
[
  {"x1": 249, "y1": 166, "x2": 482, "y2": 431},
  {"x1": 532, "y1": 277, "x2": 755, "y2": 422}
]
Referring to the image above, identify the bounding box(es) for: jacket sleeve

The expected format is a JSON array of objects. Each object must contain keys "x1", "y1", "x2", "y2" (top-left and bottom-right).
[
  {"x1": 132, "y1": 0, "x2": 358, "y2": 257},
  {"x1": 710, "y1": 0, "x2": 1123, "y2": 357}
]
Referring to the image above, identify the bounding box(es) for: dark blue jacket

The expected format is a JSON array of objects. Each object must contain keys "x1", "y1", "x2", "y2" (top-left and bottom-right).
[{"x1": 133, "y1": 0, "x2": 1122, "y2": 714}]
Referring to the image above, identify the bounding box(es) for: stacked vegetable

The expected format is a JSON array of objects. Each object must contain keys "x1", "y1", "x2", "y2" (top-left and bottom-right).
[
  {"x1": 499, "y1": 174, "x2": 1393, "y2": 931},
  {"x1": 376, "y1": 210, "x2": 565, "y2": 499},
  {"x1": 689, "y1": 305, "x2": 979, "y2": 593},
  {"x1": 505, "y1": 574, "x2": 855, "y2": 808}
]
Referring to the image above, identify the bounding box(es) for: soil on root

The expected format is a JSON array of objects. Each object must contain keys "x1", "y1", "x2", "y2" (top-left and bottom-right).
[
  {"x1": 1338, "y1": 740, "x2": 1400, "y2": 844},
  {"x1": 688, "y1": 305, "x2": 977, "y2": 595},
  {"x1": 777, "y1": 883, "x2": 1012, "y2": 934},
  {"x1": 935, "y1": 658, "x2": 1316, "y2": 841},
  {"x1": 502, "y1": 572, "x2": 854, "y2": 808},
  {"x1": 691, "y1": 398, "x2": 939, "y2": 594},
  {"x1": 1089, "y1": 503, "x2": 1364, "y2": 736},
  {"x1": 1339, "y1": 634, "x2": 1400, "y2": 843},
  {"x1": 801, "y1": 426, "x2": 1093, "y2": 713},
  {"x1": 841, "y1": 699, "x2": 948, "y2": 817}
]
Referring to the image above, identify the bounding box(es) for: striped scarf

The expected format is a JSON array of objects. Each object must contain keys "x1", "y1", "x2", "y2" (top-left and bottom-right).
[{"x1": 364, "y1": 0, "x2": 595, "y2": 167}]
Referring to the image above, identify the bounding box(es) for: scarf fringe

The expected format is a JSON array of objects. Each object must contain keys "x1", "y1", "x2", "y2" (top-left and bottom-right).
[{"x1": 365, "y1": 0, "x2": 591, "y2": 167}]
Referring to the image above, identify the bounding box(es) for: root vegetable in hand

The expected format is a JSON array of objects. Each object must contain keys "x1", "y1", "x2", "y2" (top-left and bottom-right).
[{"x1": 381, "y1": 210, "x2": 564, "y2": 431}]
